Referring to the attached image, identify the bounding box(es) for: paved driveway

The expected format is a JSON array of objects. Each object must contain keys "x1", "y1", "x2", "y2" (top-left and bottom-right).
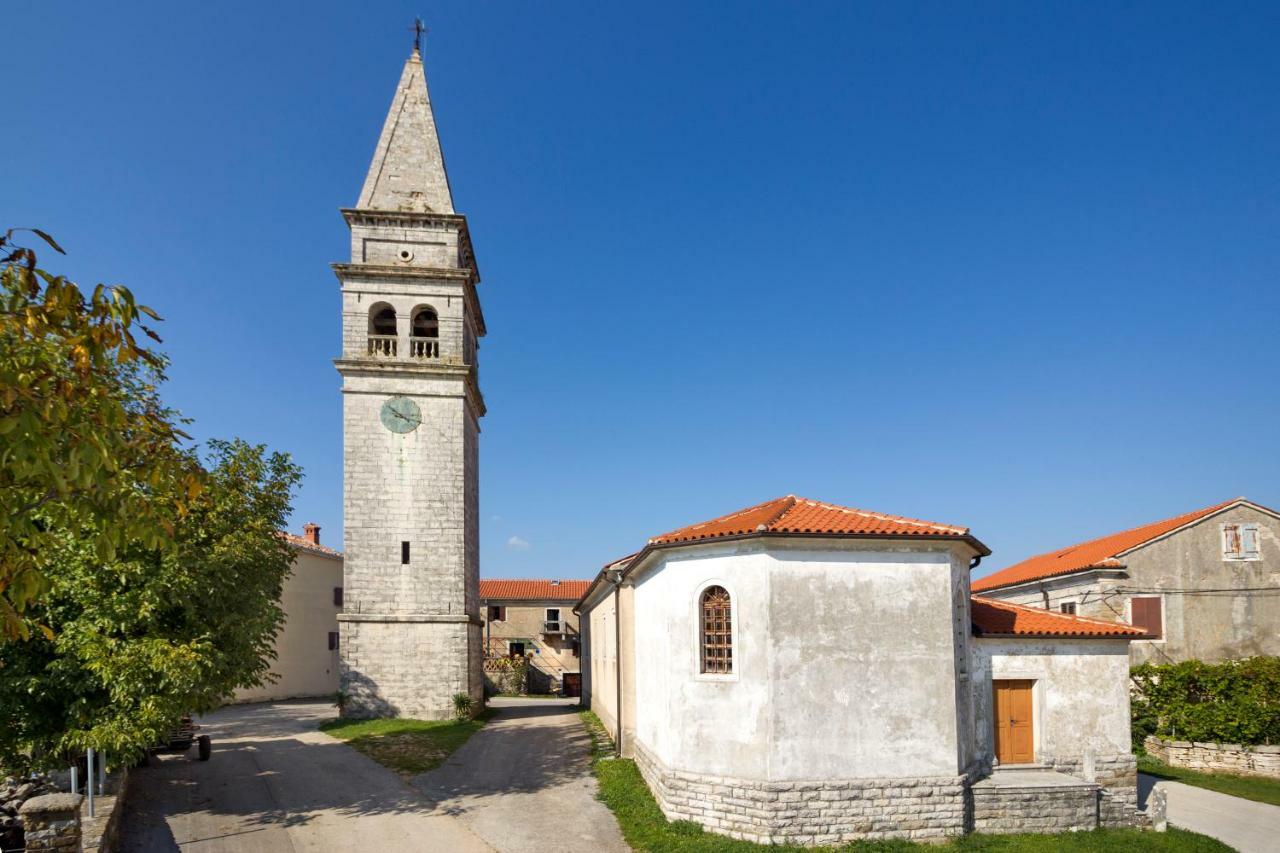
[
  {"x1": 1140, "y1": 772, "x2": 1280, "y2": 853},
  {"x1": 119, "y1": 697, "x2": 625, "y2": 852},
  {"x1": 413, "y1": 697, "x2": 627, "y2": 853}
]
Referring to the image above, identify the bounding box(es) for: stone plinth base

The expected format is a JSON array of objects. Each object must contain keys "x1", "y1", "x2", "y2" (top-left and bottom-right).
[
  {"x1": 1049, "y1": 753, "x2": 1140, "y2": 826},
  {"x1": 339, "y1": 615, "x2": 481, "y2": 719},
  {"x1": 972, "y1": 771, "x2": 1098, "y2": 834},
  {"x1": 634, "y1": 742, "x2": 967, "y2": 845}
]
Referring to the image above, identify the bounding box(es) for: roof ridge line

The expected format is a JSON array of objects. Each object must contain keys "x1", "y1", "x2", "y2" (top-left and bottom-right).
[
  {"x1": 1018, "y1": 498, "x2": 1240, "y2": 565},
  {"x1": 760, "y1": 495, "x2": 800, "y2": 531},
  {"x1": 791, "y1": 497, "x2": 967, "y2": 534}
]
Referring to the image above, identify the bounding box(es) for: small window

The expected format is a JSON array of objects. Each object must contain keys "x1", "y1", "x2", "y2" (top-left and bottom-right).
[
  {"x1": 401, "y1": 541, "x2": 410, "y2": 564},
  {"x1": 1060, "y1": 602, "x2": 1077, "y2": 615},
  {"x1": 328, "y1": 631, "x2": 339, "y2": 651},
  {"x1": 546, "y1": 608, "x2": 561, "y2": 623},
  {"x1": 508, "y1": 641, "x2": 525, "y2": 657},
  {"x1": 487, "y1": 605, "x2": 505, "y2": 622},
  {"x1": 333, "y1": 587, "x2": 344, "y2": 607},
  {"x1": 1223, "y1": 523, "x2": 1261, "y2": 560},
  {"x1": 1130, "y1": 596, "x2": 1164, "y2": 640},
  {"x1": 699, "y1": 585, "x2": 733, "y2": 674}
]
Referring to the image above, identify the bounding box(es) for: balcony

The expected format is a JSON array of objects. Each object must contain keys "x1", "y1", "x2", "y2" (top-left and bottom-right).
[
  {"x1": 367, "y1": 335, "x2": 397, "y2": 357},
  {"x1": 542, "y1": 620, "x2": 566, "y2": 635},
  {"x1": 409, "y1": 336, "x2": 440, "y2": 359}
]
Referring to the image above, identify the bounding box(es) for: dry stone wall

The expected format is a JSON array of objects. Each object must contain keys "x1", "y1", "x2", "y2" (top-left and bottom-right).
[{"x1": 1146, "y1": 736, "x2": 1280, "y2": 779}]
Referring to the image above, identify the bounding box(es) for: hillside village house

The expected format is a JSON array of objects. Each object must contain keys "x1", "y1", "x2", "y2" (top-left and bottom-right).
[
  {"x1": 576, "y1": 495, "x2": 1145, "y2": 844},
  {"x1": 973, "y1": 498, "x2": 1280, "y2": 664},
  {"x1": 480, "y1": 579, "x2": 587, "y2": 695},
  {"x1": 234, "y1": 525, "x2": 343, "y2": 703}
]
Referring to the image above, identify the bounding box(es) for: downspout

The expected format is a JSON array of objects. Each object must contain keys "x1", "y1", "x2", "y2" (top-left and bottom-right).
[{"x1": 606, "y1": 568, "x2": 624, "y2": 758}]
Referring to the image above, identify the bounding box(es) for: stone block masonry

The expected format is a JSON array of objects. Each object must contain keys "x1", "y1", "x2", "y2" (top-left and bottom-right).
[
  {"x1": 1146, "y1": 736, "x2": 1280, "y2": 779},
  {"x1": 634, "y1": 742, "x2": 968, "y2": 845},
  {"x1": 340, "y1": 618, "x2": 480, "y2": 720},
  {"x1": 1049, "y1": 753, "x2": 1141, "y2": 827},
  {"x1": 19, "y1": 793, "x2": 83, "y2": 853},
  {"x1": 971, "y1": 782, "x2": 1098, "y2": 834}
]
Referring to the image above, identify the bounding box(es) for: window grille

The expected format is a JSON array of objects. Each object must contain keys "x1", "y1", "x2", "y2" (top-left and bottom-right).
[{"x1": 700, "y1": 586, "x2": 733, "y2": 674}]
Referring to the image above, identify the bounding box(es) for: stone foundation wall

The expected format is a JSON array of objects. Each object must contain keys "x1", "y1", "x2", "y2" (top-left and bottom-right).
[
  {"x1": 972, "y1": 783, "x2": 1097, "y2": 834},
  {"x1": 634, "y1": 742, "x2": 968, "y2": 845},
  {"x1": 1146, "y1": 736, "x2": 1280, "y2": 779},
  {"x1": 1048, "y1": 753, "x2": 1140, "y2": 827},
  {"x1": 339, "y1": 617, "x2": 478, "y2": 719}
]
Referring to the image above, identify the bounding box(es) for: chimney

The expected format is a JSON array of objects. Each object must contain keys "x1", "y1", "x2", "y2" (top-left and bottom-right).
[{"x1": 302, "y1": 523, "x2": 321, "y2": 545}]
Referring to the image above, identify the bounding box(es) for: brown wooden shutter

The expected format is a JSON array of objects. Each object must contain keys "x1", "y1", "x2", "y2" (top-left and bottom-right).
[{"x1": 1131, "y1": 597, "x2": 1163, "y2": 639}]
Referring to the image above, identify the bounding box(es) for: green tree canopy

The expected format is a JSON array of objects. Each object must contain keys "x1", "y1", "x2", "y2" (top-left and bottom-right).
[
  {"x1": 0, "y1": 439, "x2": 302, "y2": 770},
  {"x1": 1, "y1": 229, "x2": 200, "y2": 638}
]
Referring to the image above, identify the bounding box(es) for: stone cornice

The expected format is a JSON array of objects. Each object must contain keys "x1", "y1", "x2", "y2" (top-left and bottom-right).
[
  {"x1": 333, "y1": 358, "x2": 487, "y2": 417},
  {"x1": 340, "y1": 208, "x2": 480, "y2": 284}
]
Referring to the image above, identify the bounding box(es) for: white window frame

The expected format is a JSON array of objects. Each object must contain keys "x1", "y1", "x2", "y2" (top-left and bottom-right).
[
  {"x1": 1126, "y1": 594, "x2": 1166, "y2": 644},
  {"x1": 1222, "y1": 523, "x2": 1262, "y2": 561},
  {"x1": 692, "y1": 579, "x2": 739, "y2": 683},
  {"x1": 545, "y1": 607, "x2": 561, "y2": 623},
  {"x1": 1059, "y1": 601, "x2": 1078, "y2": 615}
]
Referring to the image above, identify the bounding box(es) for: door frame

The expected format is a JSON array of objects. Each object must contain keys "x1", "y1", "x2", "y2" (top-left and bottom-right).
[{"x1": 992, "y1": 678, "x2": 1037, "y2": 765}]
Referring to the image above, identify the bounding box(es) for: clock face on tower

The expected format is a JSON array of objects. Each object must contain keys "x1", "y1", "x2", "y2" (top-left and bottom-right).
[{"x1": 380, "y1": 396, "x2": 421, "y2": 433}]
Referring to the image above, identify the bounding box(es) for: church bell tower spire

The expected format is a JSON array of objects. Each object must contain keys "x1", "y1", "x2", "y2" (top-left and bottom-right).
[{"x1": 334, "y1": 37, "x2": 486, "y2": 720}]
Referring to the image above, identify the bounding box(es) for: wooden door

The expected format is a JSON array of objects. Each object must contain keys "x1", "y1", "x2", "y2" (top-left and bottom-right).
[{"x1": 993, "y1": 680, "x2": 1035, "y2": 764}]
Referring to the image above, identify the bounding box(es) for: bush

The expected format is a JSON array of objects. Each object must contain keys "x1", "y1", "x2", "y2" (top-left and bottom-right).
[{"x1": 1132, "y1": 656, "x2": 1280, "y2": 749}]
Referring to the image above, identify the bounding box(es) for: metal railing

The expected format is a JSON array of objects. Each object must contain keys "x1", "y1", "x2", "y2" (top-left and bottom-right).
[
  {"x1": 409, "y1": 336, "x2": 440, "y2": 359},
  {"x1": 367, "y1": 335, "x2": 397, "y2": 357}
]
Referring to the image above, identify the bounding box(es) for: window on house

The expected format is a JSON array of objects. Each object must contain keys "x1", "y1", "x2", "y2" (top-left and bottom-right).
[
  {"x1": 545, "y1": 608, "x2": 561, "y2": 625},
  {"x1": 333, "y1": 587, "x2": 344, "y2": 607},
  {"x1": 1223, "y1": 523, "x2": 1261, "y2": 560},
  {"x1": 699, "y1": 585, "x2": 733, "y2": 674},
  {"x1": 328, "y1": 631, "x2": 339, "y2": 651},
  {"x1": 1130, "y1": 596, "x2": 1163, "y2": 640},
  {"x1": 1060, "y1": 602, "x2": 1077, "y2": 615},
  {"x1": 401, "y1": 541, "x2": 410, "y2": 564},
  {"x1": 487, "y1": 605, "x2": 506, "y2": 623},
  {"x1": 508, "y1": 641, "x2": 525, "y2": 657}
]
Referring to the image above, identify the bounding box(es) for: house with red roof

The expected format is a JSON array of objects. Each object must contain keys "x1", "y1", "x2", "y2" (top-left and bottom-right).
[
  {"x1": 235, "y1": 524, "x2": 344, "y2": 703},
  {"x1": 574, "y1": 495, "x2": 1145, "y2": 844},
  {"x1": 973, "y1": 497, "x2": 1280, "y2": 664},
  {"x1": 480, "y1": 578, "x2": 590, "y2": 695}
]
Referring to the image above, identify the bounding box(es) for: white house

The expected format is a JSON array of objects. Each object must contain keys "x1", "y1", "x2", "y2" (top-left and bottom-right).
[{"x1": 575, "y1": 495, "x2": 1144, "y2": 844}]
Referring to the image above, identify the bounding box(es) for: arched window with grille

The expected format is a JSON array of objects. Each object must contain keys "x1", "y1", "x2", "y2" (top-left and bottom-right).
[{"x1": 699, "y1": 585, "x2": 733, "y2": 674}]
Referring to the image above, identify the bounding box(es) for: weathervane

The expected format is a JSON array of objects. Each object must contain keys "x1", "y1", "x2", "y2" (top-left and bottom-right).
[{"x1": 410, "y1": 16, "x2": 427, "y2": 55}]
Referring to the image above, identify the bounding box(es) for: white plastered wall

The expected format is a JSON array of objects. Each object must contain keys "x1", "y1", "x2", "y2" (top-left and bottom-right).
[{"x1": 970, "y1": 638, "x2": 1132, "y2": 765}]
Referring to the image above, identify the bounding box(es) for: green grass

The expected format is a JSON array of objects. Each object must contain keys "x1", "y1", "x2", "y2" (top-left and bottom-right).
[
  {"x1": 319, "y1": 709, "x2": 492, "y2": 777},
  {"x1": 1138, "y1": 754, "x2": 1280, "y2": 807},
  {"x1": 578, "y1": 711, "x2": 1231, "y2": 853}
]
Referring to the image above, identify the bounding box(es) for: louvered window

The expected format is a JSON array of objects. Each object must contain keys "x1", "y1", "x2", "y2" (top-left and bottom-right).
[
  {"x1": 700, "y1": 586, "x2": 733, "y2": 674},
  {"x1": 1130, "y1": 596, "x2": 1163, "y2": 640}
]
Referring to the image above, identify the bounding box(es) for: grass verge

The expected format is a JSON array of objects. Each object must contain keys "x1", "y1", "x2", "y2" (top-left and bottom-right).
[
  {"x1": 1138, "y1": 754, "x2": 1280, "y2": 807},
  {"x1": 578, "y1": 710, "x2": 1231, "y2": 853},
  {"x1": 319, "y1": 709, "x2": 492, "y2": 778}
]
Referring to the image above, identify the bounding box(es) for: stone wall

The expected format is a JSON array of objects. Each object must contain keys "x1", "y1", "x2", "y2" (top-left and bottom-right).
[
  {"x1": 340, "y1": 617, "x2": 478, "y2": 719},
  {"x1": 971, "y1": 783, "x2": 1098, "y2": 834},
  {"x1": 634, "y1": 742, "x2": 968, "y2": 844},
  {"x1": 19, "y1": 793, "x2": 82, "y2": 852},
  {"x1": 1049, "y1": 753, "x2": 1140, "y2": 827},
  {"x1": 1146, "y1": 736, "x2": 1280, "y2": 779}
]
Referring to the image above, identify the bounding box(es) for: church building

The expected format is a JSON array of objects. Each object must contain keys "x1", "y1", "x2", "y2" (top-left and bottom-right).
[
  {"x1": 334, "y1": 44, "x2": 485, "y2": 719},
  {"x1": 576, "y1": 496, "x2": 1145, "y2": 844}
]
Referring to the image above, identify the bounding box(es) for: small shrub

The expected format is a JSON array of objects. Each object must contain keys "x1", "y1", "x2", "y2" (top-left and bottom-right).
[{"x1": 452, "y1": 692, "x2": 475, "y2": 720}]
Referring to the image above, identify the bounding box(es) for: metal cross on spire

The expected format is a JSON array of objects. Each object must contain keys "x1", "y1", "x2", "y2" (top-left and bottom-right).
[{"x1": 410, "y1": 17, "x2": 427, "y2": 55}]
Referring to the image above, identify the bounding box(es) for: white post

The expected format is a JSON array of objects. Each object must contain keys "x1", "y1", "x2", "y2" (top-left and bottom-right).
[
  {"x1": 70, "y1": 765, "x2": 78, "y2": 795},
  {"x1": 97, "y1": 753, "x2": 106, "y2": 795},
  {"x1": 86, "y1": 748, "x2": 95, "y2": 818}
]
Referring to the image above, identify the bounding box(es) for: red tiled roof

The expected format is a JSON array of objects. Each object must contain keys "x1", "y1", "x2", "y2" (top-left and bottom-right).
[
  {"x1": 480, "y1": 579, "x2": 590, "y2": 601},
  {"x1": 970, "y1": 596, "x2": 1148, "y2": 638},
  {"x1": 281, "y1": 532, "x2": 343, "y2": 560},
  {"x1": 972, "y1": 499, "x2": 1246, "y2": 592},
  {"x1": 650, "y1": 495, "x2": 982, "y2": 547}
]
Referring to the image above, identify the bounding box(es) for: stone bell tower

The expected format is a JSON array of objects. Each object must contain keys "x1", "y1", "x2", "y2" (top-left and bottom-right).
[{"x1": 334, "y1": 43, "x2": 485, "y2": 719}]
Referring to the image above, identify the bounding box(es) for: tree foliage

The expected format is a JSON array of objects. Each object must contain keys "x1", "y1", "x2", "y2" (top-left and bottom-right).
[
  {"x1": 1132, "y1": 657, "x2": 1280, "y2": 749},
  {"x1": 0, "y1": 229, "x2": 200, "y2": 638},
  {"x1": 0, "y1": 439, "x2": 301, "y2": 771}
]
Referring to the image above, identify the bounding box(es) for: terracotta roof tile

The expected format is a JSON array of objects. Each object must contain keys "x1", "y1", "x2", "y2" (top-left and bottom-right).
[
  {"x1": 972, "y1": 498, "x2": 1246, "y2": 592},
  {"x1": 649, "y1": 495, "x2": 978, "y2": 546},
  {"x1": 970, "y1": 596, "x2": 1148, "y2": 638},
  {"x1": 281, "y1": 532, "x2": 343, "y2": 560},
  {"x1": 480, "y1": 579, "x2": 590, "y2": 601}
]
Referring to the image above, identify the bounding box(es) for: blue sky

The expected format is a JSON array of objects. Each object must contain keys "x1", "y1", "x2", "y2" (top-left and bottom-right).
[{"x1": 7, "y1": 2, "x2": 1279, "y2": 581}]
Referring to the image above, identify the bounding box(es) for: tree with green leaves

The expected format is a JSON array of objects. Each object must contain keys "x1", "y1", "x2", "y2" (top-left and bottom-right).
[
  {"x1": 0, "y1": 439, "x2": 301, "y2": 771},
  {"x1": 1, "y1": 229, "x2": 201, "y2": 638}
]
